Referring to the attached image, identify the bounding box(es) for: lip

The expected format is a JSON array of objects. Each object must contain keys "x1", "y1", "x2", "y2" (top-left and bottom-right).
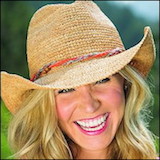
[
  {"x1": 75, "y1": 113, "x2": 106, "y2": 122},
  {"x1": 74, "y1": 113, "x2": 110, "y2": 136}
]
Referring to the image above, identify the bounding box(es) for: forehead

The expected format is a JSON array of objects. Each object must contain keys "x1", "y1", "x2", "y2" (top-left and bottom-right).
[{"x1": 111, "y1": 73, "x2": 124, "y2": 81}]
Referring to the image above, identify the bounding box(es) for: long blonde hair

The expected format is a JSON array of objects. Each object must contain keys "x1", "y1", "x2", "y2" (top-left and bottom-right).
[
  {"x1": 8, "y1": 89, "x2": 72, "y2": 159},
  {"x1": 8, "y1": 65, "x2": 158, "y2": 159},
  {"x1": 113, "y1": 66, "x2": 157, "y2": 159}
]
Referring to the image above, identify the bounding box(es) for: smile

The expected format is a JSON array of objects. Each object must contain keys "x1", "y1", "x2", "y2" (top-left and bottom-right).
[{"x1": 74, "y1": 113, "x2": 110, "y2": 136}]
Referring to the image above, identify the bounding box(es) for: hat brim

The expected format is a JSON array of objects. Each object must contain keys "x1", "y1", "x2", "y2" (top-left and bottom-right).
[{"x1": 1, "y1": 27, "x2": 155, "y2": 113}]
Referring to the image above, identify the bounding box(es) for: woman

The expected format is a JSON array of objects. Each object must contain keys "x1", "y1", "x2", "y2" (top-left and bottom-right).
[{"x1": 1, "y1": 1, "x2": 158, "y2": 159}]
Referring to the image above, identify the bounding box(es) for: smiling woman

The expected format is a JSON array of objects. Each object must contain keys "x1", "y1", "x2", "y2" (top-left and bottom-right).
[
  {"x1": 1, "y1": 0, "x2": 158, "y2": 159},
  {"x1": 55, "y1": 73, "x2": 125, "y2": 158}
]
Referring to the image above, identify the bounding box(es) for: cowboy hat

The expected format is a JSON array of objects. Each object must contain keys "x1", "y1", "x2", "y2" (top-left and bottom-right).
[{"x1": 1, "y1": 0, "x2": 156, "y2": 114}]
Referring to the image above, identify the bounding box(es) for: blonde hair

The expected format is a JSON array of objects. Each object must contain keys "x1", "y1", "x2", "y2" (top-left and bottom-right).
[
  {"x1": 8, "y1": 65, "x2": 158, "y2": 159},
  {"x1": 113, "y1": 65, "x2": 157, "y2": 159},
  {"x1": 8, "y1": 90, "x2": 72, "y2": 159}
]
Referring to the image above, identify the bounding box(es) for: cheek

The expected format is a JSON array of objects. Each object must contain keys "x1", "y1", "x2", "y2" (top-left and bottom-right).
[
  {"x1": 100, "y1": 88, "x2": 125, "y2": 110},
  {"x1": 56, "y1": 96, "x2": 75, "y2": 122}
]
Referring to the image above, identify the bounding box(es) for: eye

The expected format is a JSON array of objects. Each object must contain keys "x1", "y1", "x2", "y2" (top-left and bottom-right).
[
  {"x1": 95, "y1": 77, "x2": 110, "y2": 84},
  {"x1": 58, "y1": 88, "x2": 75, "y2": 94}
]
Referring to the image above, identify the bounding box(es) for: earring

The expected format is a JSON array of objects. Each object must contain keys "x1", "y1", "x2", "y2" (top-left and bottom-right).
[{"x1": 124, "y1": 85, "x2": 128, "y2": 90}]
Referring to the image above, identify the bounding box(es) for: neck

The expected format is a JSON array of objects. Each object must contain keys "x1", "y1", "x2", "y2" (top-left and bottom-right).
[
  {"x1": 79, "y1": 149, "x2": 107, "y2": 159},
  {"x1": 71, "y1": 145, "x2": 108, "y2": 159}
]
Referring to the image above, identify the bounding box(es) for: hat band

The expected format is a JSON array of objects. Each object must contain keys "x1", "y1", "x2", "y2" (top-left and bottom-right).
[{"x1": 30, "y1": 47, "x2": 125, "y2": 82}]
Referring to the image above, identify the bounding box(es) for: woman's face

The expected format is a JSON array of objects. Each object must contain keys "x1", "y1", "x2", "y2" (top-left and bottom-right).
[{"x1": 55, "y1": 73, "x2": 125, "y2": 151}]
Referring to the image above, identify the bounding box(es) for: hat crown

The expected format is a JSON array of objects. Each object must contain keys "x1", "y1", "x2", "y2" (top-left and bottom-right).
[{"x1": 27, "y1": 1, "x2": 124, "y2": 77}]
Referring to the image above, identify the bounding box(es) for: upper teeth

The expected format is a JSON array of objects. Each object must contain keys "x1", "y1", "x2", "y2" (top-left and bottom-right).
[{"x1": 76, "y1": 113, "x2": 109, "y2": 128}]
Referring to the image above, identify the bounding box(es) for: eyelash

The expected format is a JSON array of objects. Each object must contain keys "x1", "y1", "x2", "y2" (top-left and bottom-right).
[
  {"x1": 57, "y1": 77, "x2": 110, "y2": 94},
  {"x1": 58, "y1": 88, "x2": 75, "y2": 94},
  {"x1": 95, "y1": 77, "x2": 110, "y2": 84}
]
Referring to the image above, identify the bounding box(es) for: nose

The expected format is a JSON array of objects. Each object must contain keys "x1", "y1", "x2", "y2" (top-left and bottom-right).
[{"x1": 77, "y1": 85, "x2": 100, "y2": 113}]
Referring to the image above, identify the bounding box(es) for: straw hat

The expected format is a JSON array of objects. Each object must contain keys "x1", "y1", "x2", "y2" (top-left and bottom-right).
[{"x1": 1, "y1": 0, "x2": 156, "y2": 114}]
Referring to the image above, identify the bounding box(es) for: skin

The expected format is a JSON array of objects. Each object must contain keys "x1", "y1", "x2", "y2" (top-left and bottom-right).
[{"x1": 55, "y1": 73, "x2": 125, "y2": 159}]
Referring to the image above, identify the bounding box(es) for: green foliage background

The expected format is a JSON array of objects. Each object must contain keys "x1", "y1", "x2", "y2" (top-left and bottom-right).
[{"x1": 1, "y1": 1, "x2": 159, "y2": 159}]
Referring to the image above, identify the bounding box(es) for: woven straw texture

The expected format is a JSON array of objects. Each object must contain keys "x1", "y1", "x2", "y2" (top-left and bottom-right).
[{"x1": 1, "y1": 0, "x2": 156, "y2": 113}]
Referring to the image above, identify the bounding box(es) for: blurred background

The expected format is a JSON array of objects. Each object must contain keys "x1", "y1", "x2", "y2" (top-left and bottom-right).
[{"x1": 1, "y1": 1, "x2": 159, "y2": 158}]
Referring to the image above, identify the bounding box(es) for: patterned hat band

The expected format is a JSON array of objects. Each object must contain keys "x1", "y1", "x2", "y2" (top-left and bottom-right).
[{"x1": 30, "y1": 47, "x2": 125, "y2": 82}]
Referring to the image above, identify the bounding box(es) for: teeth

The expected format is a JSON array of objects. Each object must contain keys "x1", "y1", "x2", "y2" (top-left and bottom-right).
[
  {"x1": 81, "y1": 121, "x2": 105, "y2": 131},
  {"x1": 98, "y1": 119, "x2": 101, "y2": 125},
  {"x1": 104, "y1": 113, "x2": 109, "y2": 119},
  {"x1": 89, "y1": 121, "x2": 93, "y2": 127},
  {"x1": 76, "y1": 113, "x2": 109, "y2": 128},
  {"x1": 86, "y1": 122, "x2": 89, "y2": 127},
  {"x1": 93, "y1": 120, "x2": 97, "y2": 126},
  {"x1": 100, "y1": 117, "x2": 104, "y2": 123}
]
